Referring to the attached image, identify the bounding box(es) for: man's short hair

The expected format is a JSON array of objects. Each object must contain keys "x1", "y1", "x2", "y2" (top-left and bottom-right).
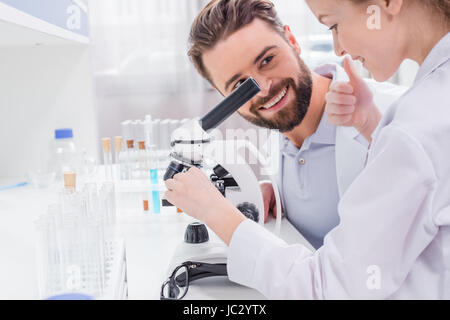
[{"x1": 188, "y1": 0, "x2": 284, "y2": 83}]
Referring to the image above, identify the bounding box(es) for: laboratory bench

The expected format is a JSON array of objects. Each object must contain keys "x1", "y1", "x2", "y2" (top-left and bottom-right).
[{"x1": 0, "y1": 177, "x2": 312, "y2": 300}]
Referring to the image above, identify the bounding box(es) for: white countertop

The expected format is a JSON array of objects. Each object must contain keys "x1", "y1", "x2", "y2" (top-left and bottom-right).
[{"x1": 0, "y1": 178, "x2": 313, "y2": 300}]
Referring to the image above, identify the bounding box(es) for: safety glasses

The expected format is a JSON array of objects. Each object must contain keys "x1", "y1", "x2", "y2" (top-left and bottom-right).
[{"x1": 160, "y1": 261, "x2": 227, "y2": 300}]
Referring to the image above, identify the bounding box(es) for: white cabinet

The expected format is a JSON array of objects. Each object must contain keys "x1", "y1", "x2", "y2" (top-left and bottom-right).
[
  {"x1": 0, "y1": 0, "x2": 98, "y2": 180},
  {"x1": 0, "y1": 0, "x2": 89, "y2": 46}
]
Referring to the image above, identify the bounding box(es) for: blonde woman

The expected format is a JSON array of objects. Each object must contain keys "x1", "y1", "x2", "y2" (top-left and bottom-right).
[{"x1": 165, "y1": 0, "x2": 450, "y2": 299}]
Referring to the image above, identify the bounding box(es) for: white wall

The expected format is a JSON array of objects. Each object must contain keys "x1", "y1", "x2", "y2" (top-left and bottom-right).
[{"x1": 0, "y1": 44, "x2": 98, "y2": 179}]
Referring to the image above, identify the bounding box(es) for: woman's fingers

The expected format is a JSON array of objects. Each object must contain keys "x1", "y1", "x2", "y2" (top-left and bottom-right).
[
  {"x1": 329, "y1": 81, "x2": 354, "y2": 94},
  {"x1": 328, "y1": 113, "x2": 353, "y2": 125},
  {"x1": 326, "y1": 103, "x2": 355, "y2": 115},
  {"x1": 165, "y1": 178, "x2": 182, "y2": 191},
  {"x1": 326, "y1": 91, "x2": 357, "y2": 105},
  {"x1": 326, "y1": 84, "x2": 357, "y2": 127}
]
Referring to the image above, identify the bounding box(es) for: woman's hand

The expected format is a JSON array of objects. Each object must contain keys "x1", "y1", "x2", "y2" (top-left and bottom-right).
[
  {"x1": 325, "y1": 56, "x2": 382, "y2": 142},
  {"x1": 165, "y1": 167, "x2": 246, "y2": 245}
]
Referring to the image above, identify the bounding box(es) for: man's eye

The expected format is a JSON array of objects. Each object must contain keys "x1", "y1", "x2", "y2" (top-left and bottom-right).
[
  {"x1": 234, "y1": 79, "x2": 246, "y2": 90},
  {"x1": 261, "y1": 55, "x2": 274, "y2": 67}
]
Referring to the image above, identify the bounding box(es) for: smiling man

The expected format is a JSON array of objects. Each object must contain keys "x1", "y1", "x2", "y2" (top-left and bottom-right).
[{"x1": 187, "y1": 0, "x2": 405, "y2": 249}]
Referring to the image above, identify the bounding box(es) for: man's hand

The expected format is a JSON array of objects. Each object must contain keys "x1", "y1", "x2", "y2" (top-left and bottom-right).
[
  {"x1": 261, "y1": 182, "x2": 278, "y2": 222},
  {"x1": 325, "y1": 56, "x2": 382, "y2": 142}
]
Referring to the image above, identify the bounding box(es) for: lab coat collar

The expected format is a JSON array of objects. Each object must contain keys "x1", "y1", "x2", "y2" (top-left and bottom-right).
[{"x1": 415, "y1": 32, "x2": 450, "y2": 85}]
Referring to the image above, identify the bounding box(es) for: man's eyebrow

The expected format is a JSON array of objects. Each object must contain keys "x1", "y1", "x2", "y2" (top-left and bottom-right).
[
  {"x1": 224, "y1": 45, "x2": 277, "y2": 92},
  {"x1": 253, "y1": 45, "x2": 277, "y2": 65}
]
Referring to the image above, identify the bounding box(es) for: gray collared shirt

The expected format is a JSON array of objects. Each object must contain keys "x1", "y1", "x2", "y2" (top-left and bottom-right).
[{"x1": 281, "y1": 111, "x2": 340, "y2": 249}]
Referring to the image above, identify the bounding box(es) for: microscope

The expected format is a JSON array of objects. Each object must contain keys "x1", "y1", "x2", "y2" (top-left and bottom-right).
[{"x1": 163, "y1": 78, "x2": 282, "y2": 269}]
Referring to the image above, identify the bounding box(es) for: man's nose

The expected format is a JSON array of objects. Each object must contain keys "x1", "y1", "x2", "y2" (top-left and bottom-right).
[
  {"x1": 253, "y1": 77, "x2": 272, "y2": 98},
  {"x1": 333, "y1": 34, "x2": 347, "y2": 57}
]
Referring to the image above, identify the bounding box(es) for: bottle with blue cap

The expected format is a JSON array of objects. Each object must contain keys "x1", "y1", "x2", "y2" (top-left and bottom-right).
[{"x1": 50, "y1": 128, "x2": 82, "y2": 180}]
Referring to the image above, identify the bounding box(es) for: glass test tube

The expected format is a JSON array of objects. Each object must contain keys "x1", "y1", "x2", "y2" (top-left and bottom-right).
[
  {"x1": 101, "y1": 138, "x2": 113, "y2": 181},
  {"x1": 147, "y1": 145, "x2": 160, "y2": 214},
  {"x1": 114, "y1": 136, "x2": 123, "y2": 181}
]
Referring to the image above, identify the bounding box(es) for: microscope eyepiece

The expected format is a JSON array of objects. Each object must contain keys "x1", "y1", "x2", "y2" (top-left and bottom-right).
[{"x1": 200, "y1": 78, "x2": 260, "y2": 132}]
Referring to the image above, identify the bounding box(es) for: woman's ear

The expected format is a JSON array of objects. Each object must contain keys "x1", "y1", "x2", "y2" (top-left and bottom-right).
[
  {"x1": 284, "y1": 25, "x2": 301, "y2": 55},
  {"x1": 378, "y1": 0, "x2": 404, "y2": 16}
]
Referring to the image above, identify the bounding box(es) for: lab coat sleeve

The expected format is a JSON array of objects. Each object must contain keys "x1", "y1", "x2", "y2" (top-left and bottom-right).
[{"x1": 227, "y1": 125, "x2": 438, "y2": 299}]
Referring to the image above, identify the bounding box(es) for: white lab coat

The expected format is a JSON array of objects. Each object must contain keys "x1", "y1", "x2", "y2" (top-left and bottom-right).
[
  {"x1": 227, "y1": 32, "x2": 450, "y2": 299},
  {"x1": 270, "y1": 64, "x2": 407, "y2": 206}
]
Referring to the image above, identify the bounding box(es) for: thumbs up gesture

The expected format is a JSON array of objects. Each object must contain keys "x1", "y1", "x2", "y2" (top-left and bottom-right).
[{"x1": 325, "y1": 56, "x2": 382, "y2": 142}]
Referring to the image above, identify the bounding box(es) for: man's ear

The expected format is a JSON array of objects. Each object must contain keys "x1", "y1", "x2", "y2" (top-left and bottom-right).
[
  {"x1": 378, "y1": 0, "x2": 403, "y2": 16},
  {"x1": 284, "y1": 25, "x2": 301, "y2": 55}
]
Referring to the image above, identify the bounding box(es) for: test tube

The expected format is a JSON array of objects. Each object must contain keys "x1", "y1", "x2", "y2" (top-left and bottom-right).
[
  {"x1": 144, "y1": 117, "x2": 154, "y2": 149},
  {"x1": 35, "y1": 205, "x2": 62, "y2": 298},
  {"x1": 159, "y1": 119, "x2": 171, "y2": 151},
  {"x1": 101, "y1": 137, "x2": 113, "y2": 181},
  {"x1": 121, "y1": 120, "x2": 136, "y2": 180},
  {"x1": 114, "y1": 136, "x2": 123, "y2": 180},
  {"x1": 143, "y1": 192, "x2": 149, "y2": 213},
  {"x1": 131, "y1": 120, "x2": 141, "y2": 147},
  {"x1": 121, "y1": 120, "x2": 134, "y2": 150},
  {"x1": 150, "y1": 168, "x2": 160, "y2": 214},
  {"x1": 147, "y1": 146, "x2": 160, "y2": 214},
  {"x1": 100, "y1": 181, "x2": 116, "y2": 231}
]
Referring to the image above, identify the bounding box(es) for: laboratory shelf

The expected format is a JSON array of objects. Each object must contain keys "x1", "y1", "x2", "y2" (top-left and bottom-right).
[{"x1": 0, "y1": 1, "x2": 89, "y2": 47}]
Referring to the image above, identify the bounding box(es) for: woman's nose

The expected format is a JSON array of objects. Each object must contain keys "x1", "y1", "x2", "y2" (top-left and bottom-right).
[{"x1": 332, "y1": 34, "x2": 347, "y2": 57}]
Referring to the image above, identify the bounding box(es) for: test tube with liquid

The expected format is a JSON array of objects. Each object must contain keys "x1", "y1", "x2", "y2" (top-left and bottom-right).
[
  {"x1": 147, "y1": 146, "x2": 160, "y2": 214},
  {"x1": 101, "y1": 137, "x2": 113, "y2": 181},
  {"x1": 150, "y1": 169, "x2": 160, "y2": 214}
]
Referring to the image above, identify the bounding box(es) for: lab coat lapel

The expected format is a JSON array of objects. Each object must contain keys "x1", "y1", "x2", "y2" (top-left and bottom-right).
[{"x1": 334, "y1": 126, "x2": 368, "y2": 198}]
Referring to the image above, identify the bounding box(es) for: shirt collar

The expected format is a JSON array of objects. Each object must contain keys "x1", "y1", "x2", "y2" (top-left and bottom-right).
[
  {"x1": 310, "y1": 110, "x2": 336, "y2": 145},
  {"x1": 415, "y1": 32, "x2": 450, "y2": 85},
  {"x1": 280, "y1": 63, "x2": 345, "y2": 154},
  {"x1": 281, "y1": 110, "x2": 336, "y2": 155},
  {"x1": 314, "y1": 63, "x2": 349, "y2": 82}
]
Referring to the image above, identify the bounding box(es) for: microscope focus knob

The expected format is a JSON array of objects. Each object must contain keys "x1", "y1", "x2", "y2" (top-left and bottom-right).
[
  {"x1": 184, "y1": 222, "x2": 209, "y2": 244},
  {"x1": 237, "y1": 202, "x2": 259, "y2": 223}
]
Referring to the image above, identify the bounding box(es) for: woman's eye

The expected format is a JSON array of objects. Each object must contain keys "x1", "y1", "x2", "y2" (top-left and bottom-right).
[
  {"x1": 261, "y1": 55, "x2": 274, "y2": 67},
  {"x1": 329, "y1": 24, "x2": 338, "y2": 33}
]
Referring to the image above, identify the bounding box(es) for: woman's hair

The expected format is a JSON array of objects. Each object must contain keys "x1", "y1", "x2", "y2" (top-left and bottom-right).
[{"x1": 188, "y1": 0, "x2": 284, "y2": 83}]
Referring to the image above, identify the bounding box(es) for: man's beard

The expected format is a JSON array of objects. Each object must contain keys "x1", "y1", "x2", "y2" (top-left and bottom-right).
[{"x1": 238, "y1": 56, "x2": 312, "y2": 133}]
